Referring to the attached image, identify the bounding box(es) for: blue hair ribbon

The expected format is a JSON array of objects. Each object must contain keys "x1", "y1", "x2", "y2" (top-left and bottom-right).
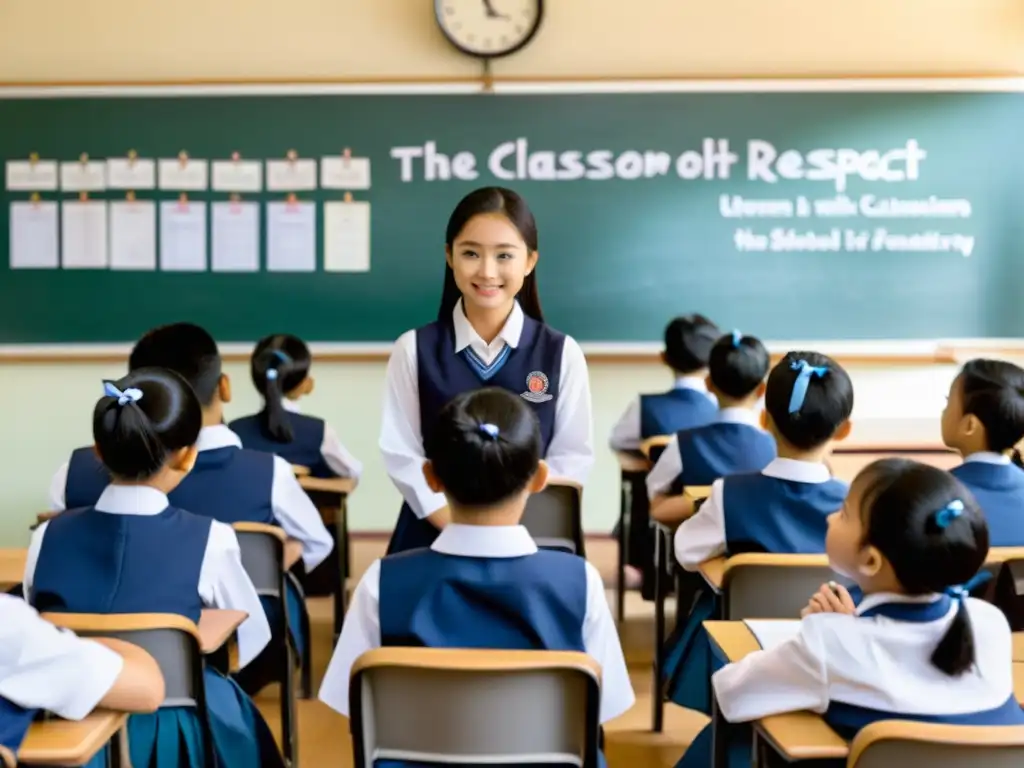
[
  {"x1": 934, "y1": 499, "x2": 964, "y2": 529},
  {"x1": 731, "y1": 330, "x2": 742, "y2": 348},
  {"x1": 945, "y1": 570, "x2": 991, "y2": 601},
  {"x1": 266, "y1": 349, "x2": 291, "y2": 381},
  {"x1": 266, "y1": 369, "x2": 279, "y2": 381},
  {"x1": 479, "y1": 423, "x2": 500, "y2": 440},
  {"x1": 787, "y1": 359, "x2": 829, "y2": 414},
  {"x1": 103, "y1": 381, "x2": 143, "y2": 406}
]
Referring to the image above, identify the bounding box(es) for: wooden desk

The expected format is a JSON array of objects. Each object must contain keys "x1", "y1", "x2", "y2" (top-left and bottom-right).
[
  {"x1": 17, "y1": 710, "x2": 127, "y2": 767},
  {"x1": 298, "y1": 475, "x2": 355, "y2": 642},
  {"x1": 0, "y1": 548, "x2": 26, "y2": 590},
  {"x1": 698, "y1": 557, "x2": 727, "y2": 592},
  {"x1": 986, "y1": 547, "x2": 1024, "y2": 564},
  {"x1": 1015, "y1": 634, "x2": 1024, "y2": 663},
  {"x1": 284, "y1": 539, "x2": 303, "y2": 570},
  {"x1": 197, "y1": 609, "x2": 246, "y2": 654},
  {"x1": 703, "y1": 621, "x2": 849, "y2": 764},
  {"x1": 616, "y1": 450, "x2": 650, "y2": 474}
]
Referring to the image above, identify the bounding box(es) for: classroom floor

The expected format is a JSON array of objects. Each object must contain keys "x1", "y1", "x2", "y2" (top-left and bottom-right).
[{"x1": 252, "y1": 537, "x2": 704, "y2": 768}]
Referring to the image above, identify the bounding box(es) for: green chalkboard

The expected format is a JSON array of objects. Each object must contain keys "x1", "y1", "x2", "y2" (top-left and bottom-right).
[{"x1": 1, "y1": 86, "x2": 1023, "y2": 343}]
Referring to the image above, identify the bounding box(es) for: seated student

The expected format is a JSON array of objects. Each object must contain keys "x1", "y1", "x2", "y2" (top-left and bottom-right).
[
  {"x1": 661, "y1": 351, "x2": 853, "y2": 714},
  {"x1": 941, "y1": 358, "x2": 1024, "y2": 546},
  {"x1": 609, "y1": 313, "x2": 722, "y2": 451},
  {"x1": 229, "y1": 333, "x2": 363, "y2": 480},
  {"x1": 318, "y1": 388, "x2": 634, "y2": 764},
  {"x1": 1, "y1": 594, "x2": 164, "y2": 763},
  {"x1": 23, "y1": 369, "x2": 281, "y2": 768},
  {"x1": 678, "y1": 459, "x2": 1024, "y2": 768},
  {"x1": 48, "y1": 323, "x2": 332, "y2": 694},
  {"x1": 647, "y1": 331, "x2": 776, "y2": 525}
]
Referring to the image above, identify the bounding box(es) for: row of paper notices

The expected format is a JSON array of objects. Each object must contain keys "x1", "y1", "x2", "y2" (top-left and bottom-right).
[
  {"x1": 5, "y1": 156, "x2": 371, "y2": 192},
  {"x1": 8, "y1": 201, "x2": 371, "y2": 272}
]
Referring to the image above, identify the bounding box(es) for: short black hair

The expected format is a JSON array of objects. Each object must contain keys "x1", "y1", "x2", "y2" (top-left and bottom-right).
[
  {"x1": 251, "y1": 334, "x2": 312, "y2": 443},
  {"x1": 128, "y1": 323, "x2": 222, "y2": 406},
  {"x1": 708, "y1": 332, "x2": 770, "y2": 399},
  {"x1": 854, "y1": 458, "x2": 988, "y2": 676},
  {"x1": 94, "y1": 367, "x2": 202, "y2": 480},
  {"x1": 425, "y1": 388, "x2": 542, "y2": 508},
  {"x1": 957, "y1": 359, "x2": 1024, "y2": 455},
  {"x1": 764, "y1": 351, "x2": 853, "y2": 450},
  {"x1": 663, "y1": 314, "x2": 721, "y2": 374}
]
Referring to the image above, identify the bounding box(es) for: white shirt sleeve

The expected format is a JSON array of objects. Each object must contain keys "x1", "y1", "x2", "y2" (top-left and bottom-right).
[
  {"x1": 379, "y1": 330, "x2": 447, "y2": 519},
  {"x1": 21, "y1": 521, "x2": 48, "y2": 601},
  {"x1": 197, "y1": 522, "x2": 273, "y2": 669},
  {"x1": 318, "y1": 559, "x2": 381, "y2": 717},
  {"x1": 48, "y1": 462, "x2": 68, "y2": 512},
  {"x1": 646, "y1": 435, "x2": 682, "y2": 499},
  {"x1": 608, "y1": 397, "x2": 642, "y2": 452},
  {"x1": 320, "y1": 421, "x2": 363, "y2": 480},
  {"x1": 711, "y1": 617, "x2": 831, "y2": 722},
  {"x1": 0, "y1": 595, "x2": 124, "y2": 721},
  {"x1": 582, "y1": 563, "x2": 635, "y2": 723},
  {"x1": 673, "y1": 478, "x2": 727, "y2": 570},
  {"x1": 270, "y1": 455, "x2": 334, "y2": 570},
  {"x1": 544, "y1": 336, "x2": 595, "y2": 486}
]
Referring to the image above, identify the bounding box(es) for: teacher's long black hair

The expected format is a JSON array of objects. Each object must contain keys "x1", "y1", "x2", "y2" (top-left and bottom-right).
[{"x1": 437, "y1": 186, "x2": 545, "y2": 323}]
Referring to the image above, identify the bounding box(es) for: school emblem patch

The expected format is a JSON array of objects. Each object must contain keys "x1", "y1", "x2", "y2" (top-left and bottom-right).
[{"x1": 521, "y1": 371, "x2": 553, "y2": 403}]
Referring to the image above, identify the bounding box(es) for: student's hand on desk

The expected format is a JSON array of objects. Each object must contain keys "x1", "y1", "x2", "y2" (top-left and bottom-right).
[
  {"x1": 801, "y1": 582, "x2": 856, "y2": 617},
  {"x1": 427, "y1": 505, "x2": 451, "y2": 530}
]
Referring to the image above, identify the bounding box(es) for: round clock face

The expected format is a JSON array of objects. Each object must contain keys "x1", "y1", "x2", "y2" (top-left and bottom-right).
[{"x1": 435, "y1": 0, "x2": 543, "y2": 59}]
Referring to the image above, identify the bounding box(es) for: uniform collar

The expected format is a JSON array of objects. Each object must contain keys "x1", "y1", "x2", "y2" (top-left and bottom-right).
[
  {"x1": 431, "y1": 523, "x2": 538, "y2": 558},
  {"x1": 674, "y1": 375, "x2": 707, "y2": 392},
  {"x1": 761, "y1": 457, "x2": 832, "y2": 483},
  {"x1": 195, "y1": 424, "x2": 243, "y2": 452},
  {"x1": 855, "y1": 591, "x2": 945, "y2": 617},
  {"x1": 452, "y1": 299, "x2": 524, "y2": 353},
  {"x1": 94, "y1": 484, "x2": 170, "y2": 516},
  {"x1": 964, "y1": 451, "x2": 1011, "y2": 466},
  {"x1": 718, "y1": 407, "x2": 760, "y2": 427},
  {"x1": 281, "y1": 399, "x2": 301, "y2": 414}
]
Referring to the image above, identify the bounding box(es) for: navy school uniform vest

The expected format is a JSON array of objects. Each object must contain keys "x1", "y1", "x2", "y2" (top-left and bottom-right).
[
  {"x1": 0, "y1": 696, "x2": 36, "y2": 753},
  {"x1": 379, "y1": 549, "x2": 587, "y2": 651},
  {"x1": 671, "y1": 423, "x2": 776, "y2": 493},
  {"x1": 229, "y1": 413, "x2": 334, "y2": 479},
  {"x1": 639, "y1": 389, "x2": 718, "y2": 439},
  {"x1": 64, "y1": 447, "x2": 110, "y2": 509},
  {"x1": 722, "y1": 473, "x2": 848, "y2": 555},
  {"x1": 951, "y1": 462, "x2": 1024, "y2": 547},
  {"x1": 168, "y1": 448, "x2": 276, "y2": 526},
  {"x1": 32, "y1": 507, "x2": 211, "y2": 624}
]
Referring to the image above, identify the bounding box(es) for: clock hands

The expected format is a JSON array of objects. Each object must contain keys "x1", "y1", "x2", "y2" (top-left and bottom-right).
[{"x1": 482, "y1": 0, "x2": 509, "y2": 19}]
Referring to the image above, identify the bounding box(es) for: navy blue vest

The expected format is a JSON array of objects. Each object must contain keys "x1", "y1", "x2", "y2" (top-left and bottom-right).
[
  {"x1": 672, "y1": 422, "x2": 776, "y2": 492},
  {"x1": 379, "y1": 549, "x2": 587, "y2": 651},
  {"x1": 416, "y1": 317, "x2": 564, "y2": 454},
  {"x1": 951, "y1": 462, "x2": 1024, "y2": 547},
  {"x1": 229, "y1": 412, "x2": 333, "y2": 478},
  {"x1": 722, "y1": 473, "x2": 847, "y2": 555},
  {"x1": 0, "y1": 696, "x2": 36, "y2": 752},
  {"x1": 639, "y1": 388, "x2": 718, "y2": 439},
  {"x1": 32, "y1": 507, "x2": 211, "y2": 624},
  {"x1": 824, "y1": 597, "x2": 1024, "y2": 738},
  {"x1": 64, "y1": 447, "x2": 111, "y2": 509},
  {"x1": 168, "y1": 447, "x2": 276, "y2": 526}
]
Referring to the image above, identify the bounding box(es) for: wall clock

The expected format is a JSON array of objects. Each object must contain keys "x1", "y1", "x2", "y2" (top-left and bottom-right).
[{"x1": 435, "y1": 0, "x2": 544, "y2": 59}]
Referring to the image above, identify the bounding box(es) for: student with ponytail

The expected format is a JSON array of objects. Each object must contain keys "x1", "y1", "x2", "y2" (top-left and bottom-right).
[
  {"x1": 380, "y1": 186, "x2": 594, "y2": 554},
  {"x1": 941, "y1": 358, "x2": 1024, "y2": 545},
  {"x1": 321, "y1": 388, "x2": 632, "y2": 764},
  {"x1": 23, "y1": 368, "x2": 282, "y2": 768},
  {"x1": 230, "y1": 333, "x2": 363, "y2": 480},
  {"x1": 676, "y1": 459, "x2": 1024, "y2": 768}
]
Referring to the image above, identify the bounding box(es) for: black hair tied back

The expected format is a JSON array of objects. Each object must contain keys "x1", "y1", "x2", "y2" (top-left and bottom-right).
[{"x1": 251, "y1": 334, "x2": 312, "y2": 444}]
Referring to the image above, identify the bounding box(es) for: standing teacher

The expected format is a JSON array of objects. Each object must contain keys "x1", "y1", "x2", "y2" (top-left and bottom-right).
[{"x1": 380, "y1": 186, "x2": 595, "y2": 554}]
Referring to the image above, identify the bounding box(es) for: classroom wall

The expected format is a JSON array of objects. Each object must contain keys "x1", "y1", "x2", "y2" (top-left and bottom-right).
[{"x1": 1, "y1": 0, "x2": 1022, "y2": 544}]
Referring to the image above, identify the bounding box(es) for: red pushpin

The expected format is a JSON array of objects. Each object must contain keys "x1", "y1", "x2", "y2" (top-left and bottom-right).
[
  {"x1": 178, "y1": 192, "x2": 189, "y2": 210},
  {"x1": 231, "y1": 151, "x2": 240, "y2": 163},
  {"x1": 178, "y1": 151, "x2": 189, "y2": 168},
  {"x1": 286, "y1": 149, "x2": 298, "y2": 163},
  {"x1": 342, "y1": 147, "x2": 351, "y2": 165}
]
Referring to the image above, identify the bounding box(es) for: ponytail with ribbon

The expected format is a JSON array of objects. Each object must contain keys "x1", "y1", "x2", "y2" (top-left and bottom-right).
[
  {"x1": 251, "y1": 335, "x2": 312, "y2": 444},
  {"x1": 788, "y1": 359, "x2": 829, "y2": 414}
]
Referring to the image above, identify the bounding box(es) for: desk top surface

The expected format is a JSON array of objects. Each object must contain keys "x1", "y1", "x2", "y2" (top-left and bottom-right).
[
  {"x1": 298, "y1": 475, "x2": 356, "y2": 494},
  {"x1": 198, "y1": 609, "x2": 247, "y2": 654},
  {"x1": 17, "y1": 710, "x2": 126, "y2": 766},
  {"x1": 0, "y1": 548, "x2": 26, "y2": 589}
]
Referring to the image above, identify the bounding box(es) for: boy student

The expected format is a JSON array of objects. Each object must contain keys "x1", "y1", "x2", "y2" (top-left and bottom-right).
[{"x1": 647, "y1": 331, "x2": 775, "y2": 525}]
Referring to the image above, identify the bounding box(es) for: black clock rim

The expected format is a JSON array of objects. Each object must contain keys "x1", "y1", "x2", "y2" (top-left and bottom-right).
[{"x1": 434, "y1": 0, "x2": 544, "y2": 60}]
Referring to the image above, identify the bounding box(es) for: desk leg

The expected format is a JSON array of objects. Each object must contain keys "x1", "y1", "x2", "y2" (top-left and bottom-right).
[
  {"x1": 711, "y1": 693, "x2": 726, "y2": 768},
  {"x1": 333, "y1": 494, "x2": 349, "y2": 645},
  {"x1": 651, "y1": 524, "x2": 665, "y2": 733},
  {"x1": 616, "y1": 472, "x2": 629, "y2": 623}
]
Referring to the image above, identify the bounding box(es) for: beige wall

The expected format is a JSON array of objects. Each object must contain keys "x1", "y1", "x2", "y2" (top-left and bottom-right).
[
  {"x1": 0, "y1": 0, "x2": 1023, "y2": 82},
  {"x1": 1, "y1": 1, "x2": 1022, "y2": 544}
]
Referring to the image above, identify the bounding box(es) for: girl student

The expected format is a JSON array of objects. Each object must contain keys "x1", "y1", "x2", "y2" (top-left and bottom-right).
[
  {"x1": 941, "y1": 358, "x2": 1024, "y2": 546},
  {"x1": 321, "y1": 387, "x2": 633, "y2": 765},
  {"x1": 379, "y1": 186, "x2": 594, "y2": 554},
  {"x1": 229, "y1": 333, "x2": 363, "y2": 480},
  {"x1": 23, "y1": 368, "x2": 284, "y2": 768},
  {"x1": 678, "y1": 458, "x2": 1024, "y2": 768}
]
